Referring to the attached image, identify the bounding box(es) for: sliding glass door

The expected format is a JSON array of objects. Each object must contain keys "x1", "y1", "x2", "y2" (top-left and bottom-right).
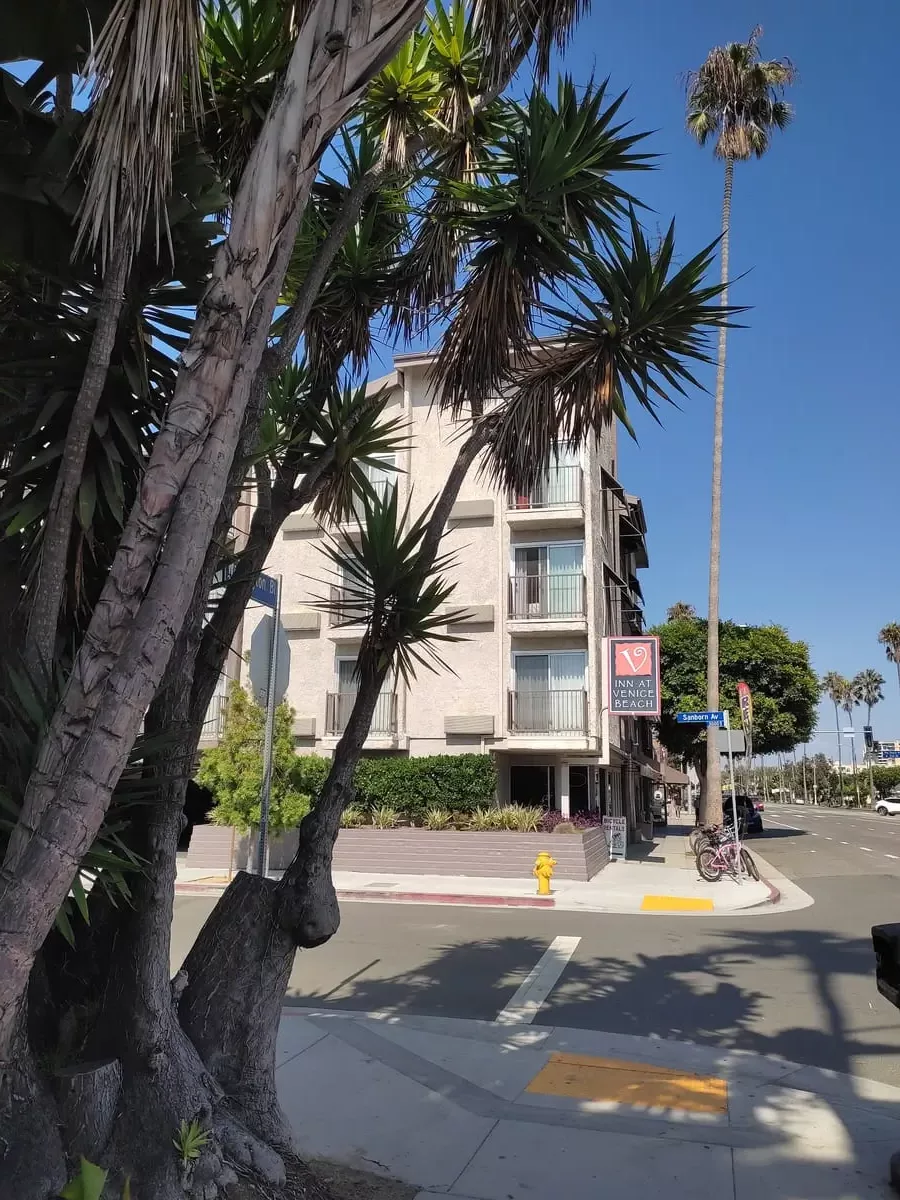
[{"x1": 512, "y1": 652, "x2": 586, "y2": 732}]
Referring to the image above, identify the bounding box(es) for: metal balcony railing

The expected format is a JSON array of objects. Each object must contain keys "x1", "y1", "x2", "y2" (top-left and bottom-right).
[
  {"x1": 508, "y1": 688, "x2": 587, "y2": 734},
  {"x1": 200, "y1": 693, "x2": 227, "y2": 742},
  {"x1": 328, "y1": 583, "x2": 368, "y2": 627},
  {"x1": 508, "y1": 573, "x2": 586, "y2": 619},
  {"x1": 326, "y1": 690, "x2": 397, "y2": 736},
  {"x1": 349, "y1": 477, "x2": 392, "y2": 523},
  {"x1": 509, "y1": 466, "x2": 582, "y2": 510}
]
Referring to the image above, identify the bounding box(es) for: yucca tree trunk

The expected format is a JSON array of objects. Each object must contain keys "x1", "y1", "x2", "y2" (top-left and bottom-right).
[
  {"x1": 0, "y1": 0, "x2": 424, "y2": 1072},
  {"x1": 23, "y1": 244, "x2": 130, "y2": 683},
  {"x1": 703, "y1": 153, "x2": 733, "y2": 828}
]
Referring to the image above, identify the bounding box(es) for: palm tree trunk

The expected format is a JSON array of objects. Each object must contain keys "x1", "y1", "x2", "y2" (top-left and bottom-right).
[
  {"x1": 703, "y1": 153, "x2": 733, "y2": 827},
  {"x1": 834, "y1": 699, "x2": 844, "y2": 804},
  {"x1": 23, "y1": 244, "x2": 130, "y2": 682}
]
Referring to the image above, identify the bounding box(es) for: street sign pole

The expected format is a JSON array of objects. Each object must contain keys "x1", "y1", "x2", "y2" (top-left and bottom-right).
[
  {"x1": 723, "y1": 710, "x2": 741, "y2": 882},
  {"x1": 256, "y1": 574, "x2": 282, "y2": 877}
]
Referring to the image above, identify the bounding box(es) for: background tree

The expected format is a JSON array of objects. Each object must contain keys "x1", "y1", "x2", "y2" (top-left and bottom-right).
[
  {"x1": 196, "y1": 683, "x2": 313, "y2": 842},
  {"x1": 653, "y1": 615, "x2": 818, "y2": 803},
  {"x1": 842, "y1": 677, "x2": 862, "y2": 806},
  {"x1": 821, "y1": 671, "x2": 849, "y2": 801},
  {"x1": 878, "y1": 623, "x2": 900, "y2": 701},
  {"x1": 685, "y1": 26, "x2": 795, "y2": 826},
  {"x1": 853, "y1": 668, "x2": 884, "y2": 803},
  {"x1": 666, "y1": 601, "x2": 697, "y2": 621},
  {"x1": 871, "y1": 766, "x2": 900, "y2": 800}
]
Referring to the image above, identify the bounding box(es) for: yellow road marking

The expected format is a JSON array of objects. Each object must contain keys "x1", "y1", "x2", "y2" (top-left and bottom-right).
[
  {"x1": 526, "y1": 1053, "x2": 727, "y2": 1114},
  {"x1": 641, "y1": 895, "x2": 714, "y2": 912}
]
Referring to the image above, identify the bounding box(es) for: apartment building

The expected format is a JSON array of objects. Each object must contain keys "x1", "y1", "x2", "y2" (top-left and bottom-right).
[{"x1": 235, "y1": 350, "x2": 657, "y2": 833}]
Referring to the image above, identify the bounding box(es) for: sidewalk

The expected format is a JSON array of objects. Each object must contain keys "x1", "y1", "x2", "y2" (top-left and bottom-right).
[
  {"x1": 176, "y1": 825, "x2": 813, "y2": 916},
  {"x1": 277, "y1": 1007, "x2": 898, "y2": 1200}
]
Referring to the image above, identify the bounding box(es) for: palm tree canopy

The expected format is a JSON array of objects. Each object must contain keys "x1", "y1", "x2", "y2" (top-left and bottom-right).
[
  {"x1": 821, "y1": 671, "x2": 849, "y2": 706},
  {"x1": 879, "y1": 623, "x2": 900, "y2": 663},
  {"x1": 853, "y1": 668, "x2": 885, "y2": 710},
  {"x1": 667, "y1": 601, "x2": 697, "y2": 622},
  {"x1": 685, "y1": 25, "x2": 795, "y2": 161}
]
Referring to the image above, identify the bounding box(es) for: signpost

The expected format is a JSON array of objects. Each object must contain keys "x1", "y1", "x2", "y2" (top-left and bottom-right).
[
  {"x1": 675, "y1": 709, "x2": 741, "y2": 881},
  {"x1": 251, "y1": 575, "x2": 282, "y2": 876},
  {"x1": 676, "y1": 710, "x2": 725, "y2": 726}
]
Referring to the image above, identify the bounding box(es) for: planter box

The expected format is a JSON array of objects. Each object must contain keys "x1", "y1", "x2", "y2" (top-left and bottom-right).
[{"x1": 185, "y1": 824, "x2": 609, "y2": 882}]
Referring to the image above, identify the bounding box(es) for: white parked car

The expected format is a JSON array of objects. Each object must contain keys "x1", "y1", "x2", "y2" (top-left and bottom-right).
[{"x1": 875, "y1": 796, "x2": 900, "y2": 816}]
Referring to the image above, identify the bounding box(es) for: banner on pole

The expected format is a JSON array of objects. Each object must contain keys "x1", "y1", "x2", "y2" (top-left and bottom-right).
[{"x1": 737, "y1": 681, "x2": 753, "y2": 736}]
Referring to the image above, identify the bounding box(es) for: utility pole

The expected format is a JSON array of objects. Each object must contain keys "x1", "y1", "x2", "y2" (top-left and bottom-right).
[
  {"x1": 801, "y1": 746, "x2": 809, "y2": 804},
  {"x1": 812, "y1": 753, "x2": 818, "y2": 805}
]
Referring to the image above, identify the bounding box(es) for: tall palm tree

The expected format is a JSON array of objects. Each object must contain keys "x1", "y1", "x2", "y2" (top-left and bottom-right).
[
  {"x1": 667, "y1": 601, "x2": 697, "y2": 622},
  {"x1": 821, "y1": 672, "x2": 849, "y2": 804},
  {"x1": 842, "y1": 678, "x2": 862, "y2": 806},
  {"x1": 854, "y1": 668, "x2": 885, "y2": 804},
  {"x1": 686, "y1": 28, "x2": 795, "y2": 826},
  {"x1": 878, "y1": 623, "x2": 900, "y2": 702}
]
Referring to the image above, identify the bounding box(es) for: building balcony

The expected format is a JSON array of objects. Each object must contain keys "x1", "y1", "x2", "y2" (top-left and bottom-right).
[
  {"x1": 507, "y1": 688, "x2": 588, "y2": 735},
  {"x1": 198, "y1": 693, "x2": 227, "y2": 747},
  {"x1": 507, "y1": 574, "x2": 587, "y2": 634},
  {"x1": 325, "y1": 690, "x2": 397, "y2": 737},
  {"x1": 507, "y1": 467, "x2": 583, "y2": 528}
]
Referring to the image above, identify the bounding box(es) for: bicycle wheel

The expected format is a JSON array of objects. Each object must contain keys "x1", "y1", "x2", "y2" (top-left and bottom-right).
[
  {"x1": 688, "y1": 828, "x2": 705, "y2": 854},
  {"x1": 697, "y1": 848, "x2": 723, "y2": 882},
  {"x1": 740, "y1": 848, "x2": 760, "y2": 881}
]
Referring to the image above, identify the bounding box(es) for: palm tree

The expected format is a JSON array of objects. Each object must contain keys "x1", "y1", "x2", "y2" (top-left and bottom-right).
[
  {"x1": 842, "y1": 678, "x2": 862, "y2": 806},
  {"x1": 821, "y1": 672, "x2": 849, "y2": 804},
  {"x1": 667, "y1": 601, "x2": 697, "y2": 622},
  {"x1": 686, "y1": 28, "x2": 795, "y2": 826},
  {"x1": 878, "y1": 623, "x2": 900, "y2": 702},
  {"x1": 854, "y1": 668, "x2": 885, "y2": 804}
]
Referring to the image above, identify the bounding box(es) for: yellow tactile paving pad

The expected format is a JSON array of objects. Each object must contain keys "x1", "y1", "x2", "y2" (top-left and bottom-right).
[
  {"x1": 641, "y1": 895, "x2": 714, "y2": 912},
  {"x1": 525, "y1": 1053, "x2": 728, "y2": 1114}
]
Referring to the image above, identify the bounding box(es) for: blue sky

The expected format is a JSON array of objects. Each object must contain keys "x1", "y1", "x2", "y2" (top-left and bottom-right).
[{"x1": 550, "y1": 0, "x2": 900, "y2": 756}]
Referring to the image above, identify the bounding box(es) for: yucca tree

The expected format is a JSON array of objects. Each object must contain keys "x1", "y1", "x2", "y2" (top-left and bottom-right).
[
  {"x1": 686, "y1": 27, "x2": 795, "y2": 826},
  {"x1": 854, "y1": 668, "x2": 885, "y2": 804},
  {"x1": 821, "y1": 671, "x2": 849, "y2": 803},
  {"x1": 878, "y1": 623, "x2": 900, "y2": 702}
]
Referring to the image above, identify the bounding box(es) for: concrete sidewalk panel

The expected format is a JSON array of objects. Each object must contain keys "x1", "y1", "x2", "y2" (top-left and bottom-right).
[
  {"x1": 275, "y1": 1015, "x2": 329, "y2": 1066},
  {"x1": 277, "y1": 1034, "x2": 495, "y2": 1189},
  {"x1": 369, "y1": 1023, "x2": 549, "y2": 1100},
  {"x1": 453, "y1": 1119, "x2": 735, "y2": 1200}
]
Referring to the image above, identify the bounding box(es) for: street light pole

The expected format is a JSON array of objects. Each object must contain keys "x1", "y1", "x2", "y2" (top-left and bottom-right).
[{"x1": 801, "y1": 746, "x2": 809, "y2": 804}]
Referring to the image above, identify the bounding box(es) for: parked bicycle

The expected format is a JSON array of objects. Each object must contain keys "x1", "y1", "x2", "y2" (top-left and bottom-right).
[{"x1": 695, "y1": 826, "x2": 759, "y2": 882}]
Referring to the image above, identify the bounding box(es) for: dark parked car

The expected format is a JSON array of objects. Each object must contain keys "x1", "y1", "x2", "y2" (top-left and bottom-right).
[{"x1": 724, "y1": 794, "x2": 763, "y2": 835}]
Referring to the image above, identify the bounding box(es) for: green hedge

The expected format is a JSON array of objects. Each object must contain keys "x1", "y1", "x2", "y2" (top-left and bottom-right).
[{"x1": 291, "y1": 753, "x2": 496, "y2": 819}]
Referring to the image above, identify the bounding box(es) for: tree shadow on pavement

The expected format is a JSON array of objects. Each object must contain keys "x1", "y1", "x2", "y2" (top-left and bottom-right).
[{"x1": 287, "y1": 925, "x2": 900, "y2": 1198}]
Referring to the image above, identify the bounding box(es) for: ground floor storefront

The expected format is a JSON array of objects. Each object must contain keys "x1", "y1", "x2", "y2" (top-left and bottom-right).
[{"x1": 496, "y1": 752, "x2": 656, "y2": 840}]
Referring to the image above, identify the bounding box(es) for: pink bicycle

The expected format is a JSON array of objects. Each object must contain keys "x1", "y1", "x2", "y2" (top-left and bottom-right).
[{"x1": 696, "y1": 828, "x2": 759, "y2": 882}]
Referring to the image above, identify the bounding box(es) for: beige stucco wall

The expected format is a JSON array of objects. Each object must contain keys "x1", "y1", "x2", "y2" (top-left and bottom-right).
[{"x1": 240, "y1": 357, "x2": 642, "y2": 769}]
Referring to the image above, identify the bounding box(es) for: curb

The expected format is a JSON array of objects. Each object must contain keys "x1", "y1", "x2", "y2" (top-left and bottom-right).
[{"x1": 174, "y1": 881, "x2": 555, "y2": 908}]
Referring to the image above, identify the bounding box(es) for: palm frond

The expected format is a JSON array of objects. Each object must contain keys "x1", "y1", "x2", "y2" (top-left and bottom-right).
[
  {"x1": 433, "y1": 79, "x2": 653, "y2": 416},
  {"x1": 75, "y1": 0, "x2": 203, "y2": 265},
  {"x1": 472, "y1": 0, "x2": 589, "y2": 88},
  {"x1": 685, "y1": 26, "x2": 795, "y2": 162},
  {"x1": 317, "y1": 488, "x2": 465, "y2": 687},
  {"x1": 484, "y1": 214, "x2": 742, "y2": 493}
]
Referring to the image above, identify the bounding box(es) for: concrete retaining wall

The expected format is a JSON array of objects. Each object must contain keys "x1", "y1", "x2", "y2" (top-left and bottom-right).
[{"x1": 185, "y1": 825, "x2": 609, "y2": 882}]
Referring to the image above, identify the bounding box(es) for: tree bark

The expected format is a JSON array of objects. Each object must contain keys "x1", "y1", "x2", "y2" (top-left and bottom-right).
[
  {"x1": 23, "y1": 243, "x2": 130, "y2": 683},
  {"x1": 0, "y1": 0, "x2": 425, "y2": 1060},
  {"x1": 703, "y1": 153, "x2": 733, "y2": 828}
]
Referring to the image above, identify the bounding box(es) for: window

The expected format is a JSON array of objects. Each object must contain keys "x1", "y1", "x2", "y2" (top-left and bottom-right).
[
  {"x1": 511, "y1": 542, "x2": 584, "y2": 618},
  {"x1": 511, "y1": 652, "x2": 587, "y2": 732},
  {"x1": 352, "y1": 456, "x2": 396, "y2": 519},
  {"x1": 327, "y1": 658, "x2": 395, "y2": 735}
]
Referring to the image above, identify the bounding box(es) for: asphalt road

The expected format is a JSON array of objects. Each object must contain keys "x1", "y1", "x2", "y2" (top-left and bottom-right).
[{"x1": 172, "y1": 804, "x2": 900, "y2": 1087}]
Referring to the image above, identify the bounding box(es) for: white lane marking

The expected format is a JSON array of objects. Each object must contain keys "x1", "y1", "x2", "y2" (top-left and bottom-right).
[
  {"x1": 825, "y1": 837, "x2": 833, "y2": 841},
  {"x1": 887, "y1": 855, "x2": 899, "y2": 861},
  {"x1": 841, "y1": 841, "x2": 849, "y2": 845},
  {"x1": 495, "y1": 935, "x2": 581, "y2": 1026},
  {"x1": 860, "y1": 847, "x2": 873, "y2": 852},
  {"x1": 765, "y1": 817, "x2": 803, "y2": 832}
]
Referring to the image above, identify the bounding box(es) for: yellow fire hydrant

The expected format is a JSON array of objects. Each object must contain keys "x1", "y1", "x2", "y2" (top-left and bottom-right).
[{"x1": 533, "y1": 851, "x2": 556, "y2": 896}]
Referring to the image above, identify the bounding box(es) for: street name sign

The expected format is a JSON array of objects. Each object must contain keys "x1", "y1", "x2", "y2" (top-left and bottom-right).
[{"x1": 676, "y1": 711, "x2": 725, "y2": 726}]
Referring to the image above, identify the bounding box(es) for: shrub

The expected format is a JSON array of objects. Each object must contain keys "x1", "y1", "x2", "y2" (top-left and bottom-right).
[
  {"x1": 371, "y1": 805, "x2": 400, "y2": 829},
  {"x1": 467, "y1": 805, "x2": 500, "y2": 831},
  {"x1": 292, "y1": 753, "x2": 331, "y2": 799},
  {"x1": 354, "y1": 754, "x2": 495, "y2": 820},
  {"x1": 553, "y1": 821, "x2": 577, "y2": 835},
  {"x1": 423, "y1": 806, "x2": 452, "y2": 830},
  {"x1": 341, "y1": 805, "x2": 367, "y2": 828},
  {"x1": 509, "y1": 805, "x2": 542, "y2": 832}
]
